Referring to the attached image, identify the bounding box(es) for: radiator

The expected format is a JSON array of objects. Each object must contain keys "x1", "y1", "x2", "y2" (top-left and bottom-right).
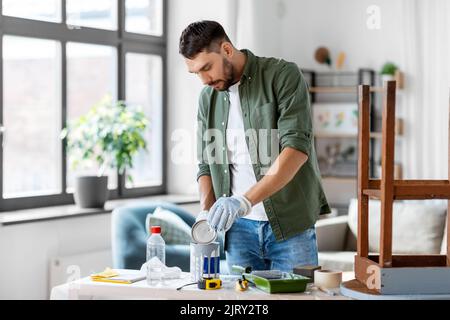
[{"x1": 49, "y1": 249, "x2": 112, "y2": 291}]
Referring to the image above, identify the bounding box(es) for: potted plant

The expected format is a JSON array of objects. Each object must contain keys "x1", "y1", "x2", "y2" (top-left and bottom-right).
[
  {"x1": 61, "y1": 95, "x2": 148, "y2": 208},
  {"x1": 380, "y1": 62, "x2": 398, "y2": 83}
]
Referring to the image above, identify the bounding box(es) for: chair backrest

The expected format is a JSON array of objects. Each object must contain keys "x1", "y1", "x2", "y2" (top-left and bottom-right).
[
  {"x1": 118, "y1": 201, "x2": 196, "y2": 228},
  {"x1": 111, "y1": 201, "x2": 197, "y2": 269}
]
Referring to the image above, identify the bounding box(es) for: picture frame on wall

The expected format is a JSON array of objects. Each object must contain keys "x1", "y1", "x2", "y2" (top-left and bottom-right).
[{"x1": 312, "y1": 103, "x2": 358, "y2": 136}]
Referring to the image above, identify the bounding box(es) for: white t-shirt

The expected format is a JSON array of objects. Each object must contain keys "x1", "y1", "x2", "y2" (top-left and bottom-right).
[{"x1": 226, "y1": 82, "x2": 268, "y2": 221}]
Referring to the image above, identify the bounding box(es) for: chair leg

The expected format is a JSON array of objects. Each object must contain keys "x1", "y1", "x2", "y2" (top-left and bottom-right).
[
  {"x1": 379, "y1": 81, "x2": 396, "y2": 267},
  {"x1": 357, "y1": 85, "x2": 370, "y2": 258}
]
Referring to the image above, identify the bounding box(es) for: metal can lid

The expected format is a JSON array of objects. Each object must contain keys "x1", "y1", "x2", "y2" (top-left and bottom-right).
[{"x1": 191, "y1": 219, "x2": 217, "y2": 244}]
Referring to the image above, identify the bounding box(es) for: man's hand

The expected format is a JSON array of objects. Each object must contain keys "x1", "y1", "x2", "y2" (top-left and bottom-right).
[{"x1": 207, "y1": 195, "x2": 252, "y2": 231}]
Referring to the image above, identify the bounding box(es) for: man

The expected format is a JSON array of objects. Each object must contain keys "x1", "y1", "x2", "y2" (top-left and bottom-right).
[{"x1": 179, "y1": 20, "x2": 330, "y2": 273}]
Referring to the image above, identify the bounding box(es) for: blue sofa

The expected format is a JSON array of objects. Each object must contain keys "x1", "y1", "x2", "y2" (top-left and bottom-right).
[{"x1": 111, "y1": 201, "x2": 226, "y2": 272}]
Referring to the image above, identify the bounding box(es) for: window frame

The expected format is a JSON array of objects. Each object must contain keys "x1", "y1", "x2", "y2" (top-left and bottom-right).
[{"x1": 0, "y1": 0, "x2": 167, "y2": 211}]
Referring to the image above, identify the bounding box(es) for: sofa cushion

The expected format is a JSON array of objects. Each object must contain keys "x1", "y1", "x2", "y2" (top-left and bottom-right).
[
  {"x1": 347, "y1": 199, "x2": 447, "y2": 254},
  {"x1": 315, "y1": 215, "x2": 348, "y2": 251},
  {"x1": 145, "y1": 207, "x2": 192, "y2": 245},
  {"x1": 318, "y1": 251, "x2": 355, "y2": 272}
]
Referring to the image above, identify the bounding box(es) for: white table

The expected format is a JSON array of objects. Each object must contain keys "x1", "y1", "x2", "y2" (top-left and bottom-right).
[{"x1": 50, "y1": 269, "x2": 353, "y2": 300}]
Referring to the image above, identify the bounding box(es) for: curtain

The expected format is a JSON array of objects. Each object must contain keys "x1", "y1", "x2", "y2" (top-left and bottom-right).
[{"x1": 400, "y1": 0, "x2": 450, "y2": 179}]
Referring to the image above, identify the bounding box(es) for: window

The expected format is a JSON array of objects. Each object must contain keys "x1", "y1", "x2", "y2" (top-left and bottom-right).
[
  {"x1": 125, "y1": 53, "x2": 163, "y2": 188},
  {"x1": 2, "y1": 0, "x2": 62, "y2": 23},
  {"x1": 66, "y1": 0, "x2": 118, "y2": 30},
  {"x1": 0, "y1": 1, "x2": 166, "y2": 211},
  {"x1": 66, "y1": 42, "x2": 118, "y2": 190},
  {"x1": 2, "y1": 36, "x2": 61, "y2": 198},
  {"x1": 125, "y1": 0, "x2": 163, "y2": 36}
]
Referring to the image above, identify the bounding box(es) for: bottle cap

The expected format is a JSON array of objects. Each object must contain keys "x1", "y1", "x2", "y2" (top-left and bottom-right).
[{"x1": 150, "y1": 226, "x2": 161, "y2": 234}]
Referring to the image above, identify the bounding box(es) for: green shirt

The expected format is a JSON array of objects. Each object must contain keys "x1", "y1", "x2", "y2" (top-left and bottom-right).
[{"x1": 196, "y1": 49, "x2": 331, "y2": 241}]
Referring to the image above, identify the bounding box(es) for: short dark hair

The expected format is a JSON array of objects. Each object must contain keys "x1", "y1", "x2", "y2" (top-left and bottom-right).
[{"x1": 179, "y1": 20, "x2": 231, "y2": 59}]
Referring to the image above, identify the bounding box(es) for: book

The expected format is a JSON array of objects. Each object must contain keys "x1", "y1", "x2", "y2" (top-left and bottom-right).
[{"x1": 91, "y1": 273, "x2": 146, "y2": 284}]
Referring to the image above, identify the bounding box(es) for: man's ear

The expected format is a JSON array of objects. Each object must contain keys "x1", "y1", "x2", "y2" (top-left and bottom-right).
[{"x1": 222, "y1": 42, "x2": 234, "y2": 58}]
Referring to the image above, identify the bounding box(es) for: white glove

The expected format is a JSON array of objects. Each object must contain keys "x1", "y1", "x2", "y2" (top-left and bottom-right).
[
  {"x1": 196, "y1": 210, "x2": 209, "y2": 222},
  {"x1": 207, "y1": 195, "x2": 252, "y2": 231}
]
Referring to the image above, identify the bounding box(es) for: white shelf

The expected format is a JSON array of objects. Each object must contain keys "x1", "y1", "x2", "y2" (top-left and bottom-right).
[
  {"x1": 315, "y1": 132, "x2": 402, "y2": 139},
  {"x1": 322, "y1": 176, "x2": 356, "y2": 183}
]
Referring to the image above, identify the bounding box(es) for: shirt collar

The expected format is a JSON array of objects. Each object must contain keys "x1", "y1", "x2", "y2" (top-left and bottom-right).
[{"x1": 240, "y1": 49, "x2": 257, "y2": 82}]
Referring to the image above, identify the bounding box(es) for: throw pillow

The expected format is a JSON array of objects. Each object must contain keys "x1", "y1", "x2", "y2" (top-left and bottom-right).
[
  {"x1": 347, "y1": 198, "x2": 447, "y2": 254},
  {"x1": 145, "y1": 207, "x2": 192, "y2": 245}
]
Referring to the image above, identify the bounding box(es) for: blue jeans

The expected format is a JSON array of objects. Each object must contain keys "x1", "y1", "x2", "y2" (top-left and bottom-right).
[{"x1": 225, "y1": 218, "x2": 318, "y2": 273}]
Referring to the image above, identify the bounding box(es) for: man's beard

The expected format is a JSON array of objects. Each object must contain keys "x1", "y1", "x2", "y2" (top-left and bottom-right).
[{"x1": 215, "y1": 58, "x2": 235, "y2": 91}]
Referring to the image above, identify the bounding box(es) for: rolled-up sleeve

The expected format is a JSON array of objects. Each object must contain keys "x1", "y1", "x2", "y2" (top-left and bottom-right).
[
  {"x1": 196, "y1": 90, "x2": 211, "y2": 181},
  {"x1": 275, "y1": 63, "x2": 312, "y2": 157}
]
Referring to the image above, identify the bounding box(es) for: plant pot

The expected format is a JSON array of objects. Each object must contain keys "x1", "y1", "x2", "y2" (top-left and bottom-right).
[
  {"x1": 74, "y1": 176, "x2": 109, "y2": 208},
  {"x1": 381, "y1": 74, "x2": 395, "y2": 84}
]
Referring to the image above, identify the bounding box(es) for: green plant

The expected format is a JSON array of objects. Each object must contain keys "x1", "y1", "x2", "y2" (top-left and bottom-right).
[
  {"x1": 381, "y1": 62, "x2": 398, "y2": 75},
  {"x1": 61, "y1": 95, "x2": 148, "y2": 183}
]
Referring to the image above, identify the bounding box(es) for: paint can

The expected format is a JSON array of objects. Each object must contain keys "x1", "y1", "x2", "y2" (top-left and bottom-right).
[{"x1": 190, "y1": 242, "x2": 221, "y2": 282}]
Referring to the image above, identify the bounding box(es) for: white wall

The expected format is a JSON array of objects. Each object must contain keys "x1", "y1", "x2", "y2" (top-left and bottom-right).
[
  {"x1": 0, "y1": 214, "x2": 111, "y2": 299},
  {"x1": 277, "y1": 0, "x2": 406, "y2": 204},
  {"x1": 0, "y1": 202, "x2": 201, "y2": 299},
  {"x1": 278, "y1": 0, "x2": 449, "y2": 182},
  {"x1": 235, "y1": 0, "x2": 283, "y2": 58},
  {"x1": 279, "y1": 0, "x2": 404, "y2": 72},
  {"x1": 166, "y1": 0, "x2": 237, "y2": 195}
]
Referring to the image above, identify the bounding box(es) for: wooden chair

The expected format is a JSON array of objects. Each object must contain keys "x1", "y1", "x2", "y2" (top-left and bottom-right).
[{"x1": 352, "y1": 81, "x2": 450, "y2": 295}]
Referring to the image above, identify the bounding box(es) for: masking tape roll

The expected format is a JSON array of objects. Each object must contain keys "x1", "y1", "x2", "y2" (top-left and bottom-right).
[{"x1": 314, "y1": 269, "x2": 342, "y2": 289}]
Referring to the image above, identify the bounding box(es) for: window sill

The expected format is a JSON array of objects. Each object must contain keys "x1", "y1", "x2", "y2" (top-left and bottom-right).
[{"x1": 0, "y1": 194, "x2": 200, "y2": 226}]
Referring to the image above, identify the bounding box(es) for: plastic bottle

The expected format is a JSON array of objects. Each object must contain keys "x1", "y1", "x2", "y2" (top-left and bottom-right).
[
  {"x1": 146, "y1": 226, "x2": 166, "y2": 264},
  {"x1": 146, "y1": 226, "x2": 166, "y2": 285}
]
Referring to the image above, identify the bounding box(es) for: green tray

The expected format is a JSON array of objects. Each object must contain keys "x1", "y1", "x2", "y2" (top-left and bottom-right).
[{"x1": 243, "y1": 272, "x2": 311, "y2": 294}]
